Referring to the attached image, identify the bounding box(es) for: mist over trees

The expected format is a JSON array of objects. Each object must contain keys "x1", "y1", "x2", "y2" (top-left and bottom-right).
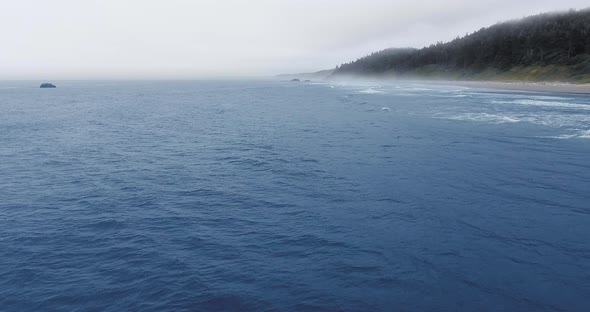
[{"x1": 334, "y1": 9, "x2": 590, "y2": 82}]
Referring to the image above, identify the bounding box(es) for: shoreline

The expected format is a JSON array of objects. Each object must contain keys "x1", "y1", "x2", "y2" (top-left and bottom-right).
[
  {"x1": 431, "y1": 80, "x2": 590, "y2": 94},
  {"x1": 317, "y1": 75, "x2": 590, "y2": 94},
  {"x1": 318, "y1": 74, "x2": 590, "y2": 94}
]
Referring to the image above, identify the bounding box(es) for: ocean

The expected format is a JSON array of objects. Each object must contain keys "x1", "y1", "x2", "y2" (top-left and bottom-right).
[{"x1": 1, "y1": 80, "x2": 589, "y2": 311}]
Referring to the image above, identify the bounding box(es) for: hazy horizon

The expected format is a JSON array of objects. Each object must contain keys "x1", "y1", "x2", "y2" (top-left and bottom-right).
[{"x1": 2, "y1": 0, "x2": 588, "y2": 80}]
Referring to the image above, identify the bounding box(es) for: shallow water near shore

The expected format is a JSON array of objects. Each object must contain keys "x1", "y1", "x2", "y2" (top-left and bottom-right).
[{"x1": 1, "y1": 80, "x2": 589, "y2": 311}]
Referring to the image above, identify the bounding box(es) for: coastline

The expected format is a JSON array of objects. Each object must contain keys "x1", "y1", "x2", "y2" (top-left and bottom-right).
[
  {"x1": 321, "y1": 76, "x2": 590, "y2": 94},
  {"x1": 436, "y1": 80, "x2": 590, "y2": 94}
]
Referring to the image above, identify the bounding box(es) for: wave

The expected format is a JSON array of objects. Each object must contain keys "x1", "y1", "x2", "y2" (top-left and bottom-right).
[
  {"x1": 493, "y1": 100, "x2": 590, "y2": 110},
  {"x1": 435, "y1": 94, "x2": 471, "y2": 98},
  {"x1": 357, "y1": 88, "x2": 385, "y2": 94},
  {"x1": 444, "y1": 113, "x2": 520, "y2": 124},
  {"x1": 547, "y1": 130, "x2": 590, "y2": 139},
  {"x1": 527, "y1": 95, "x2": 572, "y2": 101}
]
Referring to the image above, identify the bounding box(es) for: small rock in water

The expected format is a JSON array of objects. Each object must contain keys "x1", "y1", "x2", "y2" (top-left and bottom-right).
[
  {"x1": 40, "y1": 83, "x2": 57, "y2": 88},
  {"x1": 290, "y1": 78, "x2": 300, "y2": 82}
]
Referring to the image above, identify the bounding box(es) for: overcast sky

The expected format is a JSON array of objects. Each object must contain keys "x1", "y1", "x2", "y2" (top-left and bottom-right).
[{"x1": 1, "y1": 0, "x2": 588, "y2": 79}]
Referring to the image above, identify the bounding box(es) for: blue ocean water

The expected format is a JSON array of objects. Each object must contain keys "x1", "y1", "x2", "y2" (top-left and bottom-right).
[{"x1": 0, "y1": 80, "x2": 589, "y2": 311}]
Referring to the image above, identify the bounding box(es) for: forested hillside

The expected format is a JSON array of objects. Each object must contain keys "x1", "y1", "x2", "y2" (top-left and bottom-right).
[{"x1": 333, "y1": 9, "x2": 590, "y2": 82}]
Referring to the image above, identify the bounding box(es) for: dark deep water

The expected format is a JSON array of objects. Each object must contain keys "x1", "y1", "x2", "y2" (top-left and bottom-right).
[{"x1": 1, "y1": 80, "x2": 589, "y2": 311}]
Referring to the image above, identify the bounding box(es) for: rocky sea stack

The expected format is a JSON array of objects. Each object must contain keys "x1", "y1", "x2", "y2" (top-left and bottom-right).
[{"x1": 40, "y1": 83, "x2": 56, "y2": 88}]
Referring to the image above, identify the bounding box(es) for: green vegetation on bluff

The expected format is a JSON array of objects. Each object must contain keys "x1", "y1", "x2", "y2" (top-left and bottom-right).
[{"x1": 333, "y1": 9, "x2": 590, "y2": 83}]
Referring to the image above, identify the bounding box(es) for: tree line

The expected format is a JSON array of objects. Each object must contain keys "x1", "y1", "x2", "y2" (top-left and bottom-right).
[{"x1": 333, "y1": 9, "x2": 590, "y2": 80}]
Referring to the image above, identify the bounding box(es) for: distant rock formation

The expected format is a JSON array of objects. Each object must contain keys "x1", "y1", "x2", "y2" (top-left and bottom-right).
[
  {"x1": 290, "y1": 79, "x2": 300, "y2": 82},
  {"x1": 275, "y1": 69, "x2": 334, "y2": 81},
  {"x1": 40, "y1": 83, "x2": 56, "y2": 88}
]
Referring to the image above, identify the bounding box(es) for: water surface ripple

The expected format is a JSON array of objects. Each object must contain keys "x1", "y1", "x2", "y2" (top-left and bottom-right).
[{"x1": 1, "y1": 81, "x2": 589, "y2": 311}]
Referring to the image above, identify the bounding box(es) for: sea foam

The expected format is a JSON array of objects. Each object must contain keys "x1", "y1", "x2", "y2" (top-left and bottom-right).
[
  {"x1": 493, "y1": 100, "x2": 590, "y2": 110},
  {"x1": 444, "y1": 113, "x2": 520, "y2": 124},
  {"x1": 358, "y1": 88, "x2": 385, "y2": 94}
]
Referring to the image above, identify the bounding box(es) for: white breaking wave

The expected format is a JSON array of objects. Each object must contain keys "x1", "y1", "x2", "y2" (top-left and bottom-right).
[
  {"x1": 548, "y1": 130, "x2": 590, "y2": 139},
  {"x1": 410, "y1": 87, "x2": 436, "y2": 91},
  {"x1": 358, "y1": 88, "x2": 385, "y2": 94},
  {"x1": 444, "y1": 113, "x2": 520, "y2": 124},
  {"x1": 527, "y1": 95, "x2": 572, "y2": 101},
  {"x1": 493, "y1": 100, "x2": 590, "y2": 110},
  {"x1": 441, "y1": 111, "x2": 590, "y2": 129},
  {"x1": 435, "y1": 94, "x2": 470, "y2": 98},
  {"x1": 518, "y1": 114, "x2": 589, "y2": 128}
]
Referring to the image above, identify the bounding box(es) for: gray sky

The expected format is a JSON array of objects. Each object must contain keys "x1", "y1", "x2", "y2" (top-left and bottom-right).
[{"x1": 1, "y1": 0, "x2": 588, "y2": 79}]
